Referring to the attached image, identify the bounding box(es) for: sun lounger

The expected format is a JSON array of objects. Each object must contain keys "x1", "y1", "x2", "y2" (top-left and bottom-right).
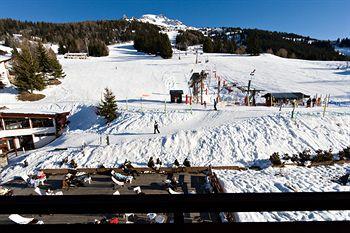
[
  {"x1": 83, "y1": 176, "x2": 92, "y2": 184},
  {"x1": 147, "y1": 213, "x2": 157, "y2": 221},
  {"x1": 34, "y1": 187, "x2": 47, "y2": 196},
  {"x1": 125, "y1": 213, "x2": 134, "y2": 224},
  {"x1": 9, "y1": 214, "x2": 35, "y2": 224},
  {"x1": 111, "y1": 171, "x2": 132, "y2": 183},
  {"x1": 54, "y1": 191, "x2": 64, "y2": 195},
  {"x1": 155, "y1": 215, "x2": 166, "y2": 223},
  {"x1": 133, "y1": 186, "x2": 142, "y2": 194},
  {"x1": 0, "y1": 187, "x2": 12, "y2": 196},
  {"x1": 21, "y1": 174, "x2": 30, "y2": 183},
  {"x1": 219, "y1": 212, "x2": 229, "y2": 223},
  {"x1": 167, "y1": 187, "x2": 182, "y2": 194},
  {"x1": 111, "y1": 176, "x2": 124, "y2": 186}
]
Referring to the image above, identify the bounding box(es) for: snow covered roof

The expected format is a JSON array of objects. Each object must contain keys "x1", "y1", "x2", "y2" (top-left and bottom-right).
[
  {"x1": 262, "y1": 92, "x2": 310, "y2": 99},
  {"x1": 0, "y1": 56, "x2": 11, "y2": 63},
  {"x1": 0, "y1": 109, "x2": 69, "y2": 118}
]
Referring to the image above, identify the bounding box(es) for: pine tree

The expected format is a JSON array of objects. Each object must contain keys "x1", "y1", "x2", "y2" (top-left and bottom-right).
[
  {"x1": 48, "y1": 48, "x2": 65, "y2": 78},
  {"x1": 58, "y1": 42, "x2": 67, "y2": 54},
  {"x1": 203, "y1": 37, "x2": 213, "y2": 53},
  {"x1": 158, "y1": 33, "x2": 172, "y2": 59},
  {"x1": 12, "y1": 44, "x2": 46, "y2": 93},
  {"x1": 246, "y1": 33, "x2": 261, "y2": 56},
  {"x1": 88, "y1": 39, "x2": 109, "y2": 57},
  {"x1": 36, "y1": 42, "x2": 52, "y2": 75},
  {"x1": 97, "y1": 88, "x2": 118, "y2": 123}
]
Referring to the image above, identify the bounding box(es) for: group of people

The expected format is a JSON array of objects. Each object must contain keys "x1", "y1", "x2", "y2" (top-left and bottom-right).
[
  {"x1": 62, "y1": 172, "x2": 91, "y2": 190},
  {"x1": 147, "y1": 157, "x2": 163, "y2": 171},
  {"x1": 147, "y1": 157, "x2": 191, "y2": 170},
  {"x1": 306, "y1": 97, "x2": 321, "y2": 108},
  {"x1": 119, "y1": 160, "x2": 140, "y2": 179}
]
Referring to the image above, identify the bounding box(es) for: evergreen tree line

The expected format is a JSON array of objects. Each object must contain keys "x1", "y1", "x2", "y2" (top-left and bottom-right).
[
  {"x1": 57, "y1": 38, "x2": 109, "y2": 57},
  {"x1": 133, "y1": 27, "x2": 173, "y2": 59},
  {"x1": 11, "y1": 41, "x2": 65, "y2": 93},
  {"x1": 336, "y1": 38, "x2": 350, "y2": 48},
  {"x1": 175, "y1": 30, "x2": 205, "y2": 51},
  {"x1": 203, "y1": 37, "x2": 237, "y2": 54},
  {"x1": 198, "y1": 27, "x2": 348, "y2": 60},
  {"x1": 0, "y1": 18, "x2": 161, "y2": 56},
  {"x1": 244, "y1": 29, "x2": 346, "y2": 60},
  {"x1": 203, "y1": 28, "x2": 347, "y2": 60}
]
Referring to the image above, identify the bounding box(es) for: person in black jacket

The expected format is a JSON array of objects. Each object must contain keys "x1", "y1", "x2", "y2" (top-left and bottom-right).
[
  {"x1": 183, "y1": 158, "x2": 191, "y2": 167},
  {"x1": 154, "y1": 121, "x2": 160, "y2": 134},
  {"x1": 147, "y1": 157, "x2": 155, "y2": 168}
]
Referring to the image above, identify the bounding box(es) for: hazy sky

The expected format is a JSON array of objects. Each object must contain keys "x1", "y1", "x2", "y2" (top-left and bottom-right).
[{"x1": 1, "y1": 0, "x2": 349, "y2": 40}]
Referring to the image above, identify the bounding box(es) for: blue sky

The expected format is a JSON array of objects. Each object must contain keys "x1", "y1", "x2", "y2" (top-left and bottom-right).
[{"x1": 0, "y1": 0, "x2": 349, "y2": 40}]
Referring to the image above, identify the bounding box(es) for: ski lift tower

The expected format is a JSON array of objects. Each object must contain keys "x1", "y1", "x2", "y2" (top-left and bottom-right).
[{"x1": 246, "y1": 69, "x2": 255, "y2": 106}]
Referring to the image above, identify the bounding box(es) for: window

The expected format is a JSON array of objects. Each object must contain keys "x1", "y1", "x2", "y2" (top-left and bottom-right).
[
  {"x1": 4, "y1": 118, "x2": 30, "y2": 130},
  {"x1": 31, "y1": 118, "x2": 54, "y2": 128}
]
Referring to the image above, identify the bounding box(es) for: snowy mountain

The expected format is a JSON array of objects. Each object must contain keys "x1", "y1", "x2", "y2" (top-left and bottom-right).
[{"x1": 137, "y1": 14, "x2": 192, "y2": 30}]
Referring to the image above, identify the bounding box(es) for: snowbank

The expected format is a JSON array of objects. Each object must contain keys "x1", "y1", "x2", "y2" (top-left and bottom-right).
[{"x1": 216, "y1": 164, "x2": 350, "y2": 221}]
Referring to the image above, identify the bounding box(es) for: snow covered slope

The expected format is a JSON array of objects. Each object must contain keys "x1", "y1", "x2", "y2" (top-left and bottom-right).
[
  {"x1": 1, "y1": 43, "x2": 349, "y2": 105},
  {"x1": 1, "y1": 40, "x2": 350, "y2": 222}
]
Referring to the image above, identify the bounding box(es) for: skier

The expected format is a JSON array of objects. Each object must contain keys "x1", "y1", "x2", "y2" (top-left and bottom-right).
[
  {"x1": 154, "y1": 121, "x2": 160, "y2": 134},
  {"x1": 213, "y1": 99, "x2": 217, "y2": 111},
  {"x1": 312, "y1": 97, "x2": 317, "y2": 107},
  {"x1": 306, "y1": 98, "x2": 311, "y2": 108}
]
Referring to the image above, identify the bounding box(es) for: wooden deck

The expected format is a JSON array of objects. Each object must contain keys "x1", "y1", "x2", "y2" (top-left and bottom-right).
[{"x1": 1, "y1": 170, "x2": 221, "y2": 224}]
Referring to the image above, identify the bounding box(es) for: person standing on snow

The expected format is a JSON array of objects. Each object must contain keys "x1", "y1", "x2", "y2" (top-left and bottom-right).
[{"x1": 154, "y1": 121, "x2": 160, "y2": 134}]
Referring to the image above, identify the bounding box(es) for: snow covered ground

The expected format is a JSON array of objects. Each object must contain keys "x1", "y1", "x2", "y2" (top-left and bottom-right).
[
  {"x1": 216, "y1": 164, "x2": 350, "y2": 221},
  {"x1": 0, "y1": 41, "x2": 350, "y2": 221}
]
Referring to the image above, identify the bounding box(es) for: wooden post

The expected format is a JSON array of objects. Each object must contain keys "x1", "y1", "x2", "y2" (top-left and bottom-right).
[
  {"x1": 200, "y1": 78, "x2": 204, "y2": 105},
  {"x1": 291, "y1": 100, "x2": 296, "y2": 119},
  {"x1": 246, "y1": 79, "x2": 251, "y2": 106},
  {"x1": 217, "y1": 77, "x2": 221, "y2": 103},
  {"x1": 323, "y1": 94, "x2": 330, "y2": 117},
  {"x1": 106, "y1": 135, "x2": 110, "y2": 146}
]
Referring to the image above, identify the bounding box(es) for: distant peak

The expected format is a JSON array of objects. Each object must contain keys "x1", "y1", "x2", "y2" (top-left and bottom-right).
[{"x1": 137, "y1": 14, "x2": 190, "y2": 30}]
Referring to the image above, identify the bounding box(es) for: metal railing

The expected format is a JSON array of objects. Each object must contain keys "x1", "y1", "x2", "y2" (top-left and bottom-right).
[{"x1": 0, "y1": 192, "x2": 349, "y2": 232}]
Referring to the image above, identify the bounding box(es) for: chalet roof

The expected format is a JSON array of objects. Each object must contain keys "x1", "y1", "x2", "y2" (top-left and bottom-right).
[
  {"x1": 0, "y1": 56, "x2": 11, "y2": 63},
  {"x1": 262, "y1": 92, "x2": 310, "y2": 99},
  {"x1": 0, "y1": 109, "x2": 69, "y2": 119}
]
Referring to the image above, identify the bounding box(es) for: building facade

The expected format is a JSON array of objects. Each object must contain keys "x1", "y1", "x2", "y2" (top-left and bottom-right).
[{"x1": 0, "y1": 111, "x2": 69, "y2": 155}]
